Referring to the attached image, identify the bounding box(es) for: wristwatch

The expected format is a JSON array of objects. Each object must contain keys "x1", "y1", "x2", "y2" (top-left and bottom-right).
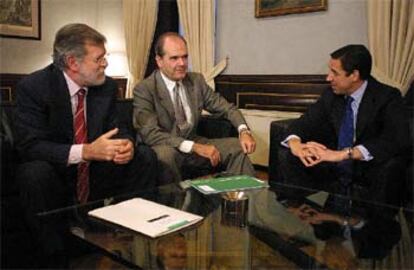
[
  {"x1": 344, "y1": 147, "x2": 353, "y2": 160},
  {"x1": 239, "y1": 128, "x2": 251, "y2": 136}
]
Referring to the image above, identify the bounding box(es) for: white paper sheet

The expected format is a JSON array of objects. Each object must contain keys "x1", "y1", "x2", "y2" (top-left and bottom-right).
[{"x1": 88, "y1": 198, "x2": 203, "y2": 238}]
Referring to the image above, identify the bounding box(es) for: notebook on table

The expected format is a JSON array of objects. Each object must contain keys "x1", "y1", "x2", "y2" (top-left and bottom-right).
[{"x1": 190, "y1": 175, "x2": 269, "y2": 195}]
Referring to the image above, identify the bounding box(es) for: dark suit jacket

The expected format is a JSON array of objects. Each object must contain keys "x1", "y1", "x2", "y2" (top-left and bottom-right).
[
  {"x1": 15, "y1": 64, "x2": 132, "y2": 166},
  {"x1": 287, "y1": 77, "x2": 408, "y2": 163},
  {"x1": 133, "y1": 70, "x2": 246, "y2": 147}
]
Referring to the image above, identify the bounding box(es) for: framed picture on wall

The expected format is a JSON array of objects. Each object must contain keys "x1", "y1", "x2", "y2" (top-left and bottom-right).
[
  {"x1": 0, "y1": 0, "x2": 41, "y2": 40},
  {"x1": 255, "y1": 0, "x2": 327, "y2": 18}
]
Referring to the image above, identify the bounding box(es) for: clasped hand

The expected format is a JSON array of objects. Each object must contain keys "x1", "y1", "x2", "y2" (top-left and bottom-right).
[
  {"x1": 290, "y1": 140, "x2": 346, "y2": 167},
  {"x1": 82, "y1": 128, "x2": 134, "y2": 164}
]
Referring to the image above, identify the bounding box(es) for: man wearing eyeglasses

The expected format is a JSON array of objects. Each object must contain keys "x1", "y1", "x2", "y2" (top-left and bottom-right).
[{"x1": 14, "y1": 23, "x2": 157, "y2": 268}]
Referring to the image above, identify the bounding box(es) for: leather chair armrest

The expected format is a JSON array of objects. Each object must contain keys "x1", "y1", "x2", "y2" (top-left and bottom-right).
[{"x1": 268, "y1": 119, "x2": 295, "y2": 183}]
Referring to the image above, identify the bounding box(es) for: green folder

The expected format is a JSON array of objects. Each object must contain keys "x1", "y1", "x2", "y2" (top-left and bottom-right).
[{"x1": 190, "y1": 175, "x2": 269, "y2": 194}]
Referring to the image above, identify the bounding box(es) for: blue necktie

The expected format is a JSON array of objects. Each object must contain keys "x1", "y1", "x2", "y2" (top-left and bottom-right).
[
  {"x1": 338, "y1": 96, "x2": 354, "y2": 150},
  {"x1": 335, "y1": 96, "x2": 354, "y2": 216}
]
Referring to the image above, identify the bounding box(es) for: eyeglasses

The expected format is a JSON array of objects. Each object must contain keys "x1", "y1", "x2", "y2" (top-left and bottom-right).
[{"x1": 91, "y1": 53, "x2": 109, "y2": 65}]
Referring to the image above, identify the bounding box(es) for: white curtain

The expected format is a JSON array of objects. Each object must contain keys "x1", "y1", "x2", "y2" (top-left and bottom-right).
[
  {"x1": 123, "y1": 0, "x2": 158, "y2": 98},
  {"x1": 367, "y1": 0, "x2": 414, "y2": 95},
  {"x1": 177, "y1": 0, "x2": 227, "y2": 90}
]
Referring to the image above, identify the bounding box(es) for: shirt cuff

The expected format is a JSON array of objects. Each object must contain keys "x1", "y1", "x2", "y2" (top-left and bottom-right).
[
  {"x1": 178, "y1": 140, "x2": 194, "y2": 153},
  {"x1": 237, "y1": 124, "x2": 249, "y2": 133},
  {"x1": 68, "y1": 144, "x2": 84, "y2": 165},
  {"x1": 355, "y1": 145, "x2": 373, "y2": 161},
  {"x1": 281, "y1": 134, "x2": 301, "y2": 148},
  {"x1": 352, "y1": 219, "x2": 366, "y2": 230}
]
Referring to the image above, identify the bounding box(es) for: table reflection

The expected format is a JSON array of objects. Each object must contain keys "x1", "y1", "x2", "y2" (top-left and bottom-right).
[
  {"x1": 156, "y1": 234, "x2": 187, "y2": 270},
  {"x1": 54, "y1": 182, "x2": 412, "y2": 269},
  {"x1": 249, "y1": 188, "x2": 402, "y2": 269}
]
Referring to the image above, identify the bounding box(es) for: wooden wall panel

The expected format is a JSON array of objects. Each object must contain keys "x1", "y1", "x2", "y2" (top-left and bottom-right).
[
  {"x1": 2, "y1": 73, "x2": 330, "y2": 112},
  {"x1": 215, "y1": 74, "x2": 330, "y2": 112},
  {"x1": 0, "y1": 73, "x2": 128, "y2": 104},
  {"x1": 0, "y1": 74, "x2": 26, "y2": 104}
]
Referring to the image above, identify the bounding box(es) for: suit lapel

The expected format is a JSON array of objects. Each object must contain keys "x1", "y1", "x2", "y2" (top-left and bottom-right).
[
  {"x1": 155, "y1": 71, "x2": 175, "y2": 122},
  {"x1": 52, "y1": 69, "x2": 74, "y2": 142},
  {"x1": 85, "y1": 87, "x2": 102, "y2": 141},
  {"x1": 182, "y1": 75, "x2": 198, "y2": 124},
  {"x1": 356, "y1": 84, "x2": 374, "y2": 139},
  {"x1": 331, "y1": 94, "x2": 346, "y2": 139}
]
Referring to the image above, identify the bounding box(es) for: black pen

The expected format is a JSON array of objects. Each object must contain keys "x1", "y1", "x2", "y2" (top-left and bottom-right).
[{"x1": 147, "y1": 214, "x2": 169, "y2": 223}]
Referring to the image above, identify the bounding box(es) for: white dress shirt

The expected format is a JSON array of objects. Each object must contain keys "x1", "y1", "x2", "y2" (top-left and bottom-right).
[{"x1": 64, "y1": 72, "x2": 88, "y2": 165}]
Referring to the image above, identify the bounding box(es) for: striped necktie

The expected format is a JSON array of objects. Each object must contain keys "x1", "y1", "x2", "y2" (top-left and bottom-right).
[{"x1": 74, "y1": 88, "x2": 89, "y2": 203}]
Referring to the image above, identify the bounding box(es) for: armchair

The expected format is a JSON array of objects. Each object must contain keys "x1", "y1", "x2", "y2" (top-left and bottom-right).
[
  {"x1": 267, "y1": 91, "x2": 414, "y2": 217},
  {"x1": 268, "y1": 119, "x2": 294, "y2": 184}
]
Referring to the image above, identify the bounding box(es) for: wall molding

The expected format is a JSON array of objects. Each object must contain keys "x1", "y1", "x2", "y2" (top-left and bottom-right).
[
  {"x1": 215, "y1": 74, "x2": 329, "y2": 112},
  {"x1": 0, "y1": 74, "x2": 26, "y2": 104},
  {"x1": 0, "y1": 73, "x2": 128, "y2": 104},
  {"x1": 2, "y1": 73, "x2": 330, "y2": 112}
]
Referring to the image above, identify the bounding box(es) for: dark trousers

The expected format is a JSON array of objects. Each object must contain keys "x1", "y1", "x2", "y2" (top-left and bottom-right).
[
  {"x1": 276, "y1": 147, "x2": 406, "y2": 218},
  {"x1": 17, "y1": 144, "x2": 157, "y2": 267}
]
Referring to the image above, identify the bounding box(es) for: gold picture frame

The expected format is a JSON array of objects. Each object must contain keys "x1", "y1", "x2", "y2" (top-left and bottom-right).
[
  {"x1": 255, "y1": 0, "x2": 327, "y2": 18},
  {"x1": 0, "y1": 0, "x2": 41, "y2": 40}
]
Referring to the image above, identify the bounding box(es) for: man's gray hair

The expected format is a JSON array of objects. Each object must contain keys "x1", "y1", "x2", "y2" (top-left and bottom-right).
[{"x1": 53, "y1": 23, "x2": 106, "y2": 70}]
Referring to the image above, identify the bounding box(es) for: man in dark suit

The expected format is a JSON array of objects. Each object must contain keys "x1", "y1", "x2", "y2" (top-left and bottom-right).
[
  {"x1": 278, "y1": 45, "x2": 408, "y2": 220},
  {"x1": 133, "y1": 32, "x2": 256, "y2": 184},
  {"x1": 15, "y1": 23, "x2": 157, "y2": 267}
]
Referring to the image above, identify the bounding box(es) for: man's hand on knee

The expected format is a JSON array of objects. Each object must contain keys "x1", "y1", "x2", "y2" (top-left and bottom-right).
[
  {"x1": 192, "y1": 143, "x2": 221, "y2": 167},
  {"x1": 239, "y1": 132, "x2": 256, "y2": 154}
]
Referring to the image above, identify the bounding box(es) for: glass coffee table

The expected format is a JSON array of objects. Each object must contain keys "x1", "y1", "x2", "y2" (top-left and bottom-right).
[{"x1": 39, "y1": 182, "x2": 413, "y2": 269}]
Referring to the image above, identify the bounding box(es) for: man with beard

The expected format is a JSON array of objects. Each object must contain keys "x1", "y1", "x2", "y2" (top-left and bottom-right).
[
  {"x1": 15, "y1": 23, "x2": 157, "y2": 267},
  {"x1": 133, "y1": 32, "x2": 256, "y2": 184}
]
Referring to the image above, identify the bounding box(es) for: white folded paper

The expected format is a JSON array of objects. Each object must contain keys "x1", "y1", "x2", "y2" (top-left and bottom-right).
[{"x1": 88, "y1": 198, "x2": 203, "y2": 238}]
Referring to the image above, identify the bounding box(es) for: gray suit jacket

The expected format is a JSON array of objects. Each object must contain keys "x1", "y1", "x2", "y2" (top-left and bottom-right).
[{"x1": 133, "y1": 70, "x2": 246, "y2": 147}]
